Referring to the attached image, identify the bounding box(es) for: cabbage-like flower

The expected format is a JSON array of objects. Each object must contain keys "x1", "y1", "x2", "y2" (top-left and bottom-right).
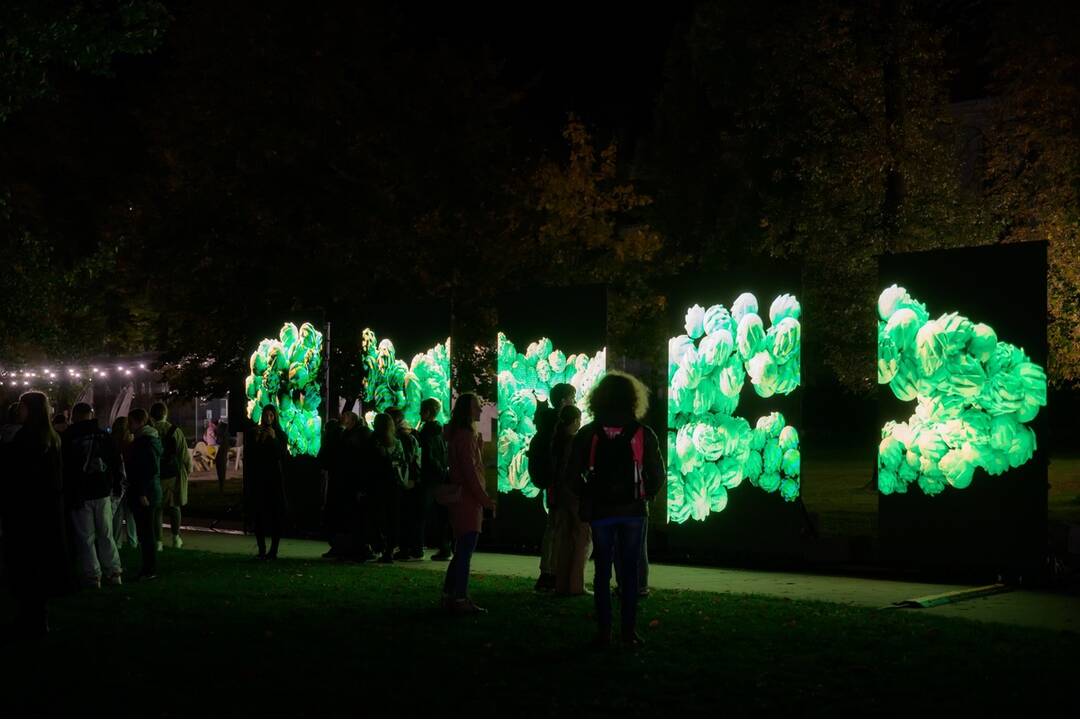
[
  {"x1": 781, "y1": 448, "x2": 800, "y2": 478},
  {"x1": 780, "y1": 478, "x2": 800, "y2": 501},
  {"x1": 746, "y1": 350, "x2": 777, "y2": 393},
  {"x1": 879, "y1": 436, "x2": 903, "y2": 470},
  {"x1": 763, "y1": 440, "x2": 782, "y2": 474},
  {"x1": 885, "y1": 308, "x2": 921, "y2": 351},
  {"x1": 779, "y1": 425, "x2": 799, "y2": 452},
  {"x1": 769, "y1": 317, "x2": 800, "y2": 364},
  {"x1": 698, "y1": 330, "x2": 734, "y2": 366},
  {"x1": 915, "y1": 321, "x2": 946, "y2": 375},
  {"x1": 758, "y1": 472, "x2": 781, "y2": 493},
  {"x1": 878, "y1": 284, "x2": 910, "y2": 321},
  {"x1": 718, "y1": 362, "x2": 745, "y2": 398},
  {"x1": 756, "y1": 412, "x2": 786, "y2": 436},
  {"x1": 769, "y1": 294, "x2": 801, "y2": 324},
  {"x1": 703, "y1": 304, "x2": 734, "y2": 337},
  {"x1": 732, "y1": 292, "x2": 759, "y2": 322},
  {"x1": 737, "y1": 313, "x2": 766, "y2": 359},
  {"x1": 684, "y1": 304, "x2": 706, "y2": 339},
  {"x1": 967, "y1": 323, "x2": 997, "y2": 363}
]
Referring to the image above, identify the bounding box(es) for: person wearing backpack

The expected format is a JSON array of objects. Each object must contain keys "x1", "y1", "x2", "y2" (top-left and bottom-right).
[
  {"x1": 527, "y1": 382, "x2": 576, "y2": 592},
  {"x1": 570, "y1": 372, "x2": 665, "y2": 648},
  {"x1": 150, "y1": 402, "x2": 192, "y2": 550},
  {"x1": 417, "y1": 398, "x2": 452, "y2": 561},
  {"x1": 62, "y1": 403, "x2": 123, "y2": 588}
]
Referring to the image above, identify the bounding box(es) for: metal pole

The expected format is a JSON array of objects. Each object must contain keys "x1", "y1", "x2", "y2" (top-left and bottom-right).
[{"x1": 324, "y1": 320, "x2": 331, "y2": 422}]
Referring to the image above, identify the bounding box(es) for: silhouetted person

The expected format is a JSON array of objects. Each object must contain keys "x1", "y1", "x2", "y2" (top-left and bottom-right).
[
  {"x1": 63, "y1": 403, "x2": 122, "y2": 588},
  {"x1": 246, "y1": 405, "x2": 288, "y2": 560},
  {"x1": 570, "y1": 372, "x2": 665, "y2": 648},
  {"x1": 109, "y1": 416, "x2": 138, "y2": 549},
  {"x1": 528, "y1": 382, "x2": 577, "y2": 592},
  {"x1": 51, "y1": 412, "x2": 69, "y2": 435},
  {"x1": 417, "y1": 398, "x2": 452, "y2": 561},
  {"x1": 215, "y1": 420, "x2": 231, "y2": 493},
  {"x1": 366, "y1": 413, "x2": 405, "y2": 563},
  {"x1": 441, "y1": 393, "x2": 495, "y2": 614},
  {"x1": 388, "y1": 407, "x2": 423, "y2": 561},
  {"x1": 127, "y1": 408, "x2": 162, "y2": 580},
  {"x1": 150, "y1": 401, "x2": 191, "y2": 550},
  {"x1": 0, "y1": 391, "x2": 69, "y2": 638},
  {"x1": 551, "y1": 404, "x2": 591, "y2": 596}
]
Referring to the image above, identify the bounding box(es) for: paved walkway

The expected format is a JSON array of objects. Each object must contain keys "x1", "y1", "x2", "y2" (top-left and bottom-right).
[{"x1": 176, "y1": 529, "x2": 1079, "y2": 633}]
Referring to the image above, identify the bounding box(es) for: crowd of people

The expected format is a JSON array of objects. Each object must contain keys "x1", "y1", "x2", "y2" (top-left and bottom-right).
[{"x1": 0, "y1": 370, "x2": 664, "y2": 648}]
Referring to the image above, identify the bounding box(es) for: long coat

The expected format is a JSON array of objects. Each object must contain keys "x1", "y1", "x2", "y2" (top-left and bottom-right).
[{"x1": 446, "y1": 426, "x2": 494, "y2": 537}]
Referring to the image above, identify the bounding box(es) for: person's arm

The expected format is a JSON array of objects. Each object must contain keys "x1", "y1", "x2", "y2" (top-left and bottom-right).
[
  {"x1": 461, "y1": 433, "x2": 494, "y2": 509},
  {"x1": 642, "y1": 427, "x2": 666, "y2": 499},
  {"x1": 567, "y1": 428, "x2": 590, "y2": 498},
  {"x1": 177, "y1": 428, "x2": 193, "y2": 475}
]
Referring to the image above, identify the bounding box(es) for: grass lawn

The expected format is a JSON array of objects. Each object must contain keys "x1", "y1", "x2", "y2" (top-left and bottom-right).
[{"x1": 2, "y1": 549, "x2": 1078, "y2": 717}]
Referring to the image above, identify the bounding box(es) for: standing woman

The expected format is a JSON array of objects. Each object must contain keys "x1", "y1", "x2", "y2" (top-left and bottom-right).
[
  {"x1": 570, "y1": 372, "x2": 665, "y2": 648},
  {"x1": 367, "y1": 413, "x2": 405, "y2": 563},
  {"x1": 441, "y1": 393, "x2": 495, "y2": 614},
  {"x1": 0, "y1": 391, "x2": 70, "y2": 638},
  {"x1": 551, "y1": 404, "x2": 591, "y2": 596},
  {"x1": 246, "y1": 406, "x2": 288, "y2": 559}
]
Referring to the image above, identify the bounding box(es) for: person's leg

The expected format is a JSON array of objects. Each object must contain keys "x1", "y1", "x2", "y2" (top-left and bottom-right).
[
  {"x1": 537, "y1": 507, "x2": 556, "y2": 588},
  {"x1": 124, "y1": 504, "x2": 139, "y2": 548},
  {"x1": 268, "y1": 499, "x2": 283, "y2": 558},
  {"x1": 134, "y1": 504, "x2": 157, "y2": 576},
  {"x1": 69, "y1": 503, "x2": 100, "y2": 586},
  {"x1": 168, "y1": 505, "x2": 182, "y2": 544},
  {"x1": 216, "y1": 461, "x2": 226, "y2": 494},
  {"x1": 110, "y1": 495, "x2": 125, "y2": 547},
  {"x1": 570, "y1": 513, "x2": 592, "y2": 595},
  {"x1": 443, "y1": 540, "x2": 458, "y2": 597},
  {"x1": 94, "y1": 497, "x2": 122, "y2": 582},
  {"x1": 639, "y1": 519, "x2": 649, "y2": 592},
  {"x1": 254, "y1": 506, "x2": 267, "y2": 557},
  {"x1": 432, "y1": 501, "x2": 453, "y2": 559},
  {"x1": 450, "y1": 531, "x2": 479, "y2": 600},
  {"x1": 616, "y1": 518, "x2": 644, "y2": 640},
  {"x1": 152, "y1": 502, "x2": 164, "y2": 547},
  {"x1": 590, "y1": 522, "x2": 616, "y2": 641},
  {"x1": 552, "y1": 507, "x2": 570, "y2": 594}
]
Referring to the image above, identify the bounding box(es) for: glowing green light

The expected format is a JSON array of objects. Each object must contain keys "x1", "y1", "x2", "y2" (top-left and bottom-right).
[
  {"x1": 360, "y1": 328, "x2": 451, "y2": 427},
  {"x1": 245, "y1": 322, "x2": 324, "y2": 456},
  {"x1": 667, "y1": 294, "x2": 802, "y2": 523},
  {"x1": 497, "y1": 332, "x2": 606, "y2": 497},
  {"x1": 876, "y1": 285, "x2": 1046, "y2": 495}
]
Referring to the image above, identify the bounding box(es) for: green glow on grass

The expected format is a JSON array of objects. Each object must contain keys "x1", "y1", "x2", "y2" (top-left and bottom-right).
[
  {"x1": 667, "y1": 294, "x2": 802, "y2": 523},
  {"x1": 876, "y1": 285, "x2": 1047, "y2": 495},
  {"x1": 245, "y1": 322, "x2": 324, "y2": 456},
  {"x1": 496, "y1": 332, "x2": 605, "y2": 497},
  {"x1": 360, "y1": 328, "x2": 451, "y2": 427}
]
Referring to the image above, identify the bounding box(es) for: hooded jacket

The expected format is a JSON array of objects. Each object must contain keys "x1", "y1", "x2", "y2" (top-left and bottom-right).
[
  {"x1": 129, "y1": 424, "x2": 163, "y2": 507},
  {"x1": 62, "y1": 419, "x2": 112, "y2": 502}
]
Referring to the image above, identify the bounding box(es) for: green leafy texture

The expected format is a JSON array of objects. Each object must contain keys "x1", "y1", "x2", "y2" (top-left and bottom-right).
[
  {"x1": 668, "y1": 294, "x2": 802, "y2": 523},
  {"x1": 244, "y1": 322, "x2": 324, "y2": 457},
  {"x1": 360, "y1": 328, "x2": 450, "y2": 427},
  {"x1": 876, "y1": 285, "x2": 1047, "y2": 495},
  {"x1": 496, "y1": 332, "x2": 605, "y2": 498}
]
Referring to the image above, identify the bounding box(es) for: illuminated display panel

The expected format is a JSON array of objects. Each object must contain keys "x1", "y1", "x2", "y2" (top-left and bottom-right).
[
  {"x1": 244, "y1": 321, "x2": 324, "y2": 456},
  {"x1": 360, "y1": 328, "x2": 451, "y2": 427},
  {"x1": 667, "y1": 293, "x2": 802, "y2": 523}
]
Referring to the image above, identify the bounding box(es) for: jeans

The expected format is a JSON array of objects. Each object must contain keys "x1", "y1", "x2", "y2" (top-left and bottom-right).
[
  {"x1": 133, "y1": 502, "x2": 159, "y2": 576},
  {"x1": 70, "y1": 497, "x2": 123, "y2": 582},
  {"x1": 614, "y1": 518, "x2": 649, "y2": 590},
  {"x1": 591, "y1": 516, "x2": 645, "y2": 635},
  {"x1": 443, "y1": 531, "x2": 480, "y2": 600},
  {"x1": 111, "y1": 495, "x2": 138, "y2": 548}
]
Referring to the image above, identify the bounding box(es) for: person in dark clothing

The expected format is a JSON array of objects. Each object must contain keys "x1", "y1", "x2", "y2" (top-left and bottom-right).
[
  {"x1": 570, "y1": 372, "x2": 665, "y2": 648},
  {"x1": 417, "y1": 398, "x2": 452, "y2": 561},
  {"x1": 365, "y1": 413, "x2": 405, "y2": 563},
  {"x1": 215, "y1": 420, "x2": 231, "y2": 494},
  {"x1": 528, "y1": 382, "x2": 577, "y2": 591},
  {"x1": 388, "y1": 407, "x2": 423, "y2": 561},
  {"x1": 551, "y1": 404, "x2": 591, "y2": 596},
  {"x1": 321, "y1": 412, "x2": 371, "y2": 560},
  {"x1": 318, "y1": 418, "x2": 343, "y2": 557},
  {"x1": 0, "y1": 391, "x2": 69, "y2": 639},
  {"x1": 108, "y1": 416, "x2": 138, "y2": 549},
  {"x1": 126, "y1": 408, "x2": 163, "y2": 580},
  {"x1": 62, "y1": 403, "x2": 122, "y2": 587},
  {"x1": 245, "y1": 405, "x2": 289, "y2": 560}
]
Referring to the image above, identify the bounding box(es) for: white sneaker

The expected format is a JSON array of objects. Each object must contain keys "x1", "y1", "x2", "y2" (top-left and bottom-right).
[
  {"x1": 172, "y1": 535, "x2": 183, "y2": 549},
  {"x1": 156, "y1": 541, "x2": 164, "y2": 552}
]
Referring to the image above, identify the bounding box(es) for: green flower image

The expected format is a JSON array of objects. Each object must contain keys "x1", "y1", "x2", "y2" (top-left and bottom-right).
[
  {"x1": 668, "y1": 294, "x2": 802, "y2": 523},
  {"x1": 360, "y1": 328, "x2": 451, "y2": 427},
  {"x1": 497, "y1": 332, "x2": 605, "y2": 497},
  {"x1": 245, "y1": 322, "x2": 324, "y2": 456},
  {"x1": 877, "y1": 285, "x2": 1047, "y2": 495}
]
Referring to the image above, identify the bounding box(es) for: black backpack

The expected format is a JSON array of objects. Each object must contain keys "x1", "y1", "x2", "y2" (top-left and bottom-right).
[
  {"x1": 72, "y1": 430, "x2": 111, "y2": 500},
  {"x1": 159, "y1": 424, "x2": 181, "y2": 478},
  {"x1": 585, "y1": 423, "x2": 646, "y2": 507}
]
